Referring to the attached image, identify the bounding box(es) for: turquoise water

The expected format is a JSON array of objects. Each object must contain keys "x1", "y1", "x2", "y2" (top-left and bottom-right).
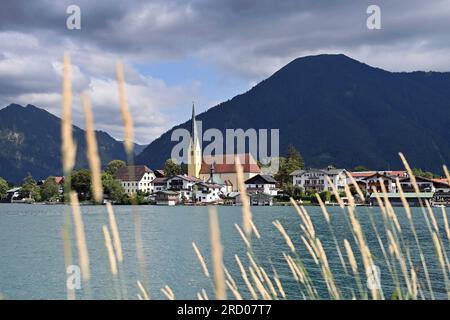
[{"x1": 0, "y1": 203, "x2": 448, "y2": 299}]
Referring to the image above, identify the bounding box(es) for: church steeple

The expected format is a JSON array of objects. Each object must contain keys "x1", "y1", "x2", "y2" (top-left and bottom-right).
[{"x1": 188, "y1": 102, "x2": 202, "y2": 178}]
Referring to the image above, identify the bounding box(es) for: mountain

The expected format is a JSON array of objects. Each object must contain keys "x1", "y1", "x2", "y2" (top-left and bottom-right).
[
  {"x1": 133, "y1": 143, "x2": 148, "y2": 156},
  {"x1": 0, "y1": 104, "x2": 128, "y2": 184},
  {"x1": 136, "y1": 54, "x2": 450, "y2": 173}
]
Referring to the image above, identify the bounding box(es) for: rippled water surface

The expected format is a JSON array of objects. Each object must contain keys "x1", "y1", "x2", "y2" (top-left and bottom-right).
[{"x1": 0, "y1": 203, "x2": 448, "y2": 299}]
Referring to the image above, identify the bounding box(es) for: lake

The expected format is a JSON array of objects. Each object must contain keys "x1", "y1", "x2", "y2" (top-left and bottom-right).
[{"x1": 0, "y1": 203, "x2": 448, "y2": 299}]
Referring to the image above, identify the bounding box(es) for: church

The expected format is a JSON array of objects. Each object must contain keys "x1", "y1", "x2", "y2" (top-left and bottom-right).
[{"x1": 187, "y1": 104, "x2": 261, "y2": 191}]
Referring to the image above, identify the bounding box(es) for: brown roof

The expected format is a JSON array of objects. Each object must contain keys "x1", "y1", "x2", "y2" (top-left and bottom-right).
[
  {"x1": 171, "y1": 174, "x2": 203, "y2": 182},
  {"x1": 115, "y1": 165, "x2": 153, "y2": 181},
  {"x1": 200, "y1": 153, "x2": 260, "y2": 174},
  {"x1": 152, "y1": 177, "x2": 168, "y2": 185},
  {"x1": 350, "y1": 171, "x2": 376, "y2": 178},
  {"x1": 154, "y1": 170, "x2": 165, "y2": 178}
]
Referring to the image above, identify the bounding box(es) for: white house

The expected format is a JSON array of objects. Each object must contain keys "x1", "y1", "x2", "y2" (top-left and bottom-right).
[
  {"x1": 166, "y1": 174, "x2": 203, "y2": 201},
  {"x1": 194, "y1": 182, "x2": 224, "y2": 203},
  {"x1": 290, "y1": 167, "x2": 347, "y2": 192},
  {"x1": 151, "y1": 177, "x2": 168, "y2": 192},
  {"x1": 115, "y1": 165, "x2": 156, "y2": 195},
  {"x1": 244, "y1": 174, "x2": 278, "y2": 196},
  {"x1": 357, "y1": 172, "x2": 397, "y2": 193},
  {"x1": 400, "y1": 176, "x2": 450, "y2": 193}
]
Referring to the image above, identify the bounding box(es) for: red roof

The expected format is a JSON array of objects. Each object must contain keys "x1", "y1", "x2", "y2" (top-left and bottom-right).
[
  {"x1": 350, "y1": 171, "x2": 376, "y2": 178},
  {"x1": 200, "y1": 154, "x2": 260, "y2": 174},
  {"x1": 432, "y1": 178, "x2": 450, "y2": 185},
  {"x1": 350, "y1": 170, "x2": 407, "y2": 178},
  {"x1": 54, "y1": 176, "x2": 64, "y2": 185}
]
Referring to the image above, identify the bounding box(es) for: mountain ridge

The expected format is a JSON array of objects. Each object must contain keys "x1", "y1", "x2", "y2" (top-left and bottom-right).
[
  {"x1": 135, "y1": 54, "x2": 450, "y2": 173},
  {"x1": 0, "y1": 103, "x2": 128, "y2": 183}
]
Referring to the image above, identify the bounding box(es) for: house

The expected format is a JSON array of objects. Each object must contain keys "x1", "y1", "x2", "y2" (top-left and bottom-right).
[
  {"x1": 399, "y1": 176, "x2": 450, "y2": 193},
  {"x1": 166, "y1": 174, "x2": 203, "y2": 201},
  {"x1": 350, "y1": 171, "x2": 408, "y2": 179},
  {"x1": 193, "y1": 182, "x2": 224, "y2": 203},
  {"x1": 151, "y1": 177, "x2": 168, "y2": 192},
  {"x1": 370, "y1": 192, "x2": 434, "y2": 207},
  {"x1": 202, "y1": 161, "x2": 232, "y2": 193},
  {"x1": 244, "y1": 174, "x2": 278, "y2": 196},
  {"x1": 249, "y1": 192, "x2": 273, "y2": 206},
  {"x1": 54, "y1": 176, "x2": 65, "y2": 194},
  {"x1": 5, "y1": 187, "x2": 21, "y2": 203},
  {"x1": 155, "y1": 190, "x2": 179, "y2": 206},
  {"x1": 115, "y1": 165, "x2": 156, "y2": 195},
  {"x1": 357, "y1": 172, "x2": 397, "y2": 193},
  {"x1": 223, "y1": 192, "x2": 241, "y2": 205},
  {"x1": 199, "y1": 154, "x2": 261, "y2": 191},
  {"x1": 290, "y1": 167, "x2": 347, "y2": 192}
]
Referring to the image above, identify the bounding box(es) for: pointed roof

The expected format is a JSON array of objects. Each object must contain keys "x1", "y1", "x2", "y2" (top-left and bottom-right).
[
  {"x1": 190, "y1": 102, "x2": 199, "y2": 144},
  {"x1": 115, "y1": 165, "x2": 153, "y2": 181}
]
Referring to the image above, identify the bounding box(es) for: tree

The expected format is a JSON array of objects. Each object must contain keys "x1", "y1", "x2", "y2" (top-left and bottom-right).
[
  {"x1": 353, "y1": 165, "x2": 370, "y2": 172},
  {"x1": 274, "y1": 145, "x2": 305, "y2": 185},
  {"x1": 40, "y1": 177, "x2": 60, "y2": 202},
  {"x1": 105, "y1": 160, "x2": 126, "y2": 176},
  {"x1": 19, "y1": 173, "x2": 40, "y2": 201},
  {"x1": 0, "y1": 177, "x2": 8, "y2": 200},
  {"x1": 281, "y1": 183, "x2": 304, "y2": 200},
  {"x1": 164, "y1": 159, "x2": 182, "y2": 177},
  {"x1": 71, "y1": 169, "x2": 91, "y2": 201},
  {"x1": 412, "y1": 168, "x2": 437, "y2": 179},
  {"x1": 102, "y1": 172, "x2": 125, "y2": 203}
]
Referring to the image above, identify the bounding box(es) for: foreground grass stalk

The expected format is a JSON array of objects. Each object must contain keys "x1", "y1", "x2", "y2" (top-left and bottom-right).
[
  {"x1": 82, "y1": 93, "x2": 103, "y2": 203},
  {"x1": 209, "y1": 207, "x2": 227, "y2": 300}
]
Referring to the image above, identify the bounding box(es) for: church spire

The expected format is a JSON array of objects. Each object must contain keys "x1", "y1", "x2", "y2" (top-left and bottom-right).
[{"x1": 188, "y1": 102, "x2": 202, "y2": 178}]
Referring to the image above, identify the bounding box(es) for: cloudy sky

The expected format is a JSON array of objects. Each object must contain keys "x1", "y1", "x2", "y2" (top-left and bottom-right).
[{"x1": 1, "y1": 0, "x2": 450, "y2": 144}]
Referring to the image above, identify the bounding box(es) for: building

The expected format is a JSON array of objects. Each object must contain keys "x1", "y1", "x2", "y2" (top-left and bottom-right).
[
  {"x1": 249, "y1": 192, "x2": 273, "y2": 206},
  {"x1": 115, "y1": 165, "x2": 156, "y2": 195},
  {"x1": 244, "y1": 174, "x2": 278, "y2": 196},
  {"x1": 155, "y1": 190, "x2": 179, "y2": 206},
  {"x1": 290, "y1": 167, "x2": 347, "y2": 192},
  {"x1": 350, "y1": 171, "x2": 408, "y2": 179},
  {"x1": 166, "y1": 174, "x2": 203, "y2": 201},
  {"x1": 399, "y1": 176, "x2": 450, "y2": 193},
  {"x1": 188, "y1": 103, "x2": 202, "y2": 178},
  {"x1": 151, "y1": 177, "x2": 168, "y2": 192},
  {"x1": 194, "y1": 182, "x2": 224, "y2": 203},
  {"x1": 370, "y1": 192, "x2": 434, "y2": 207},
  {"x1": 199, "y1": 154, "x2": 260, "y2": 191},
  {"x1": 5, "y1": 187, "x2": 21, "y2": 203},
  {"x1": 356, "y1": 172, "x2": 397, "y2": 193}
]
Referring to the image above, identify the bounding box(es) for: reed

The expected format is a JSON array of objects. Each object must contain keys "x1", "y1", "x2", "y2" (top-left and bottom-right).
[
  {"x1": 70, "y1": 191, "x2": 90, "y2": 282},
  {"x1": 106, "y1": 203, "x2": 124, "y2": 263},
  {"x1": 116, "y1": 62, "x2": 134, "y2": 156},
  {"x1": 82, "y1": 93, "x2": 103, "y2": 203},
  {"x1": 192, "y1": 242, "x2": 210, "y2": 278},
  {"x1": 209, "y1": 207, "x2": 226, "y2": 299},
  {"x1": 102, "y1": 225, "x2": 118, "y2": 276},
  {"x1": 235, "y1": 156, "x2": 253, "y2": 237},
  {"x1": 137, "y1": 281, "x2": 150, "y2": 300},
  {"x1": 61, "y1": 54, "x2": 76, "y2": 177}
]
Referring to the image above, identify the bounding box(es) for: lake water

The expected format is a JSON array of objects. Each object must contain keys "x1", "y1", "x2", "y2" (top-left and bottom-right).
[{"x1": 0, "y1": 203, "x2": 448, "y2": 300}]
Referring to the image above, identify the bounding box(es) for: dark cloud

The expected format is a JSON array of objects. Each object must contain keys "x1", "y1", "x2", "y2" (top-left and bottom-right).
[{"x1": 1, "y1": 0, "x2": 450, "y2": 142}]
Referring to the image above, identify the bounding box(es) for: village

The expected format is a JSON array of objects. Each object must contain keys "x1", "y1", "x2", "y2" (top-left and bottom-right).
[{"x1": 1, "y1": 107, "x2": 450, "y2": 207}]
